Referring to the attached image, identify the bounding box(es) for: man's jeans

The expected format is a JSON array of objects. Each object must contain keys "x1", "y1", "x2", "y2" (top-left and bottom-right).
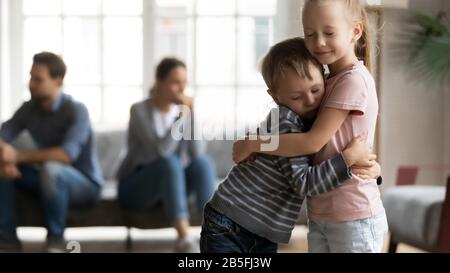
[
  {"x1": 200, "y1": 204, "x2": 278, "y2": 253},
  {"x1": 0, "y1": 162, "x2": 100, "y2": 242}
]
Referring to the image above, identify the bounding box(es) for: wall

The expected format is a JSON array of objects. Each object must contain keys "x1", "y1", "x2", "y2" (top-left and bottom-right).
[
  {"x1": 274, "y1": 0, "x2": 303, "y2": 42},
  {"x1": 379, "y1": 0, "x2": 450, "y2": 188},
  {"x1": 0, "y1": 0, "x2": 3, "y2": 121},
  {"x1": 0, "y1": 0, "x2": 9, "y2": 122}
]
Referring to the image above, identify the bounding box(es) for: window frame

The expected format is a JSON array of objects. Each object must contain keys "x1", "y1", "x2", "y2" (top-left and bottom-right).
[{"x1": 3, "y1": 0, "x2": 296, "y2": 133}]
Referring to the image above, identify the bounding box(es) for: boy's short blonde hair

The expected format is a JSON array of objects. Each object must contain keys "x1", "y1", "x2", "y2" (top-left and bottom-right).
[{"x1": 261, "y1": 37, "x2": 324, "y2": 92}]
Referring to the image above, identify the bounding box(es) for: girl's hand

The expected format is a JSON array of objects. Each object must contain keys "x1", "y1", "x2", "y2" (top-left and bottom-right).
[
  {"x1": 233, "y1": 138, "x2": 254, "y2": 164},
  {"x1": 352, "y1": 161, "x2": 381, "y2": 180},
  {"x1": 342, "y1": 136, "x2": 376, "y2": 167}
]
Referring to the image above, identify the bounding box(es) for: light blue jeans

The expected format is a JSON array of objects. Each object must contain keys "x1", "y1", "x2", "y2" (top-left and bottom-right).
[
  {"x1": 0, "y1": 162, "x2": 100, "y2": 243},
  {"x1": 307, "y1": 212, "x2": 389, "y2": 253},
  {"x1": 118, "y1": 155, "x2": 217, "y2": 222}
]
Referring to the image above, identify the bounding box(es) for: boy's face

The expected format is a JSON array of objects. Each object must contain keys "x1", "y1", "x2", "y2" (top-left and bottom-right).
[{"x1": 269, "y1": 63, "x2": 325, "y2": 119}]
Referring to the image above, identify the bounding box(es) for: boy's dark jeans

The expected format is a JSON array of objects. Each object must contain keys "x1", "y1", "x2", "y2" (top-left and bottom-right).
[{"x1": 200, "y1": 204, "x2": 278, "y2": 253}]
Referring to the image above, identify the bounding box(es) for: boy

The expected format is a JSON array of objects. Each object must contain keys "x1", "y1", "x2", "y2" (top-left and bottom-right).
[{"x1": 200, "y1": 37, "x2": 378, "y2": 253}]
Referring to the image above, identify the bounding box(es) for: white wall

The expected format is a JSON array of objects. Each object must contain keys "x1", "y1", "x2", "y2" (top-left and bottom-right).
[
  {"x1": 274, "y1": 0, "x2": 303, "y2": 42},
  {"x1": 0, "y1": 0, "x2": 17, "y2": 122},
  {"x1": 0, "y1": 0, "x2": 9, "y2": 122},
  {"x1": 0, "y1": 0, "x2": 3, "y2": 121},
  {"x1": 379, "y1": 0, "x2": 450, "y2": 189}
]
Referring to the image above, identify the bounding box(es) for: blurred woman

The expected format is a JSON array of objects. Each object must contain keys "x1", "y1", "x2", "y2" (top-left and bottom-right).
[{"x1": 117, "y1": 57, "x2": 217, "y2": 253}]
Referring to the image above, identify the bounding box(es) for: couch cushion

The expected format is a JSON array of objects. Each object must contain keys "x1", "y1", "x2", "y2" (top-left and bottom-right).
[
  {"x1": 205, "y1": 140, "x2": 234, "y2": 179},
  {"x1": 94, "y1": 130, "x2": 127, "y2": 181},
  {"x1": 382, "y1": 185, "x2": 445, "y2": 250}
]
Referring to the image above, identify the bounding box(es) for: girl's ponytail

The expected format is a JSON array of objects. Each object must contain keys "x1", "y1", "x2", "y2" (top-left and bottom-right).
[{"x1": 355, "y1": 6, "x2": 372, "y2": 73}]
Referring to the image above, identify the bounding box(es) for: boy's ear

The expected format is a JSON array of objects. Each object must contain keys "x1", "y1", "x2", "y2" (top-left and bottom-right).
[{"x1": 267, "y1": 89, "x2": 279, "y2": 104}]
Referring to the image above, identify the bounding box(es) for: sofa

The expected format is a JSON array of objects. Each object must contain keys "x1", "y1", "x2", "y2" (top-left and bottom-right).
[
  {"x1": 11, "y1": 130, "x2": 308, "y2": 246},
  {"x1": 382, "y1": 166, "x2": 450, "y2": 252}
]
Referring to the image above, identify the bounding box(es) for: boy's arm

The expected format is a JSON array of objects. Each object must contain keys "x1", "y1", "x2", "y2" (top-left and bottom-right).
[
  {"x1": 273, "y1": 112, "x2": 375, "y2": 196},
  {"x1": 277, "y1": 153, "x2": 351, "y2": 196},
  {"x1": 233, "y1": 107, "x2": 349, "y2": 163},
  {"x1": 277, "y1": 136, "x2": 376, "y2": 196},
  {"x1": 268, "y1": 109, "x2": 350, "y2": 196}
]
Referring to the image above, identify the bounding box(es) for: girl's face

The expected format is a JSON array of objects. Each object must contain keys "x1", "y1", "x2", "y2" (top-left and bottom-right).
[
  {"x1": 156, "y1": 66, "x2": 187, "y2": 103},
  {"x1": 303, "y1": 0, "x2": 361, "y2": 66}
]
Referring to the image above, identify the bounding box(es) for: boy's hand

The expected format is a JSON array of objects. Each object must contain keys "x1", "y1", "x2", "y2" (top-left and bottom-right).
[
  {"x1": 243, "y1": 153, "x2": 257, "y2": 163},
  {"x1": 342, "y1": 137, "x2": 376, "y2": 167},
  {"x1": 352, "y1": 161, "x2": 381, "y2": 180},
  {"x1": 233, "y1": 138, "x2": 255, "y2": 164}
]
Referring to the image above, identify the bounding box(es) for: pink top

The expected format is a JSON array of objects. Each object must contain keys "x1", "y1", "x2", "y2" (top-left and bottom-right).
[{"x1": 307, "y1": 61, "x2": 385, "y2": 223}]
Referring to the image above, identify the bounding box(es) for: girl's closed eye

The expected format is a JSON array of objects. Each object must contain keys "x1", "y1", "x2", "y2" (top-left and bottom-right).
[{"x1": 311, "y1": 89, "x2": 320, "y2": 94}]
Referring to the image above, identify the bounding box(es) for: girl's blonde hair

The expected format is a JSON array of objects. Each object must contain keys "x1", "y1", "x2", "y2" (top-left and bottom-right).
[{"x1": 305, "y1": 0, "x2": 372, "y2": 72}]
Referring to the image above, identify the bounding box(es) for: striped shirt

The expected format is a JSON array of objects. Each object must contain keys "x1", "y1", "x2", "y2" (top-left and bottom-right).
[{"x1": 208, "y1": 105, "x2": 352, "y2": 243}]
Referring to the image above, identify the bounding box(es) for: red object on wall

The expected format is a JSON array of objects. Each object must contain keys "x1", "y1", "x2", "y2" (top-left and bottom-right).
[{"x1": 396, "y1": 166, "x2": 419, "y2": 186}]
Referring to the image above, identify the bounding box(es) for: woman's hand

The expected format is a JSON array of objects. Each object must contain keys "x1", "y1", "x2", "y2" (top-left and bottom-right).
[
  {"x1": 174, "y1": 93, "x2": 194, "y2": 112},
  {"x1": 352, "y1": 161, "x2": 381, "y2": 180}
]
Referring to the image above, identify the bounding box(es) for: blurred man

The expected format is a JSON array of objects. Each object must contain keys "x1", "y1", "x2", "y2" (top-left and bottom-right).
[{"x1": 0, "y1": 52, "x2": 103, "y2": 253}]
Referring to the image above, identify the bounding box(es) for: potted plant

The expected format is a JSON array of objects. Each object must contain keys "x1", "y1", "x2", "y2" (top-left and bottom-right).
[{"x1": 394, "y1": 12, "x2": 450, "y2": 85}]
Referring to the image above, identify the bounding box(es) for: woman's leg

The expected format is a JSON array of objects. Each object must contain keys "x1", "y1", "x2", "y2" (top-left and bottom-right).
[
  {"x1": 118, "y1": 155, "x2": 191, "y2": 241},
  {"x1": 184, "y1": 155, "x2": 217, "y2": 214}
]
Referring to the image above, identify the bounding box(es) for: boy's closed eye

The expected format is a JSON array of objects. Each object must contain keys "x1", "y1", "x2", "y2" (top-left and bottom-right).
[{"x1": 291, "y1": 89, "x2": 320, "y2": 100}]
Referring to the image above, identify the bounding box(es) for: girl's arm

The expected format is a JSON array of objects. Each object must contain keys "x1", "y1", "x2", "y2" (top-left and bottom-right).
[{"x1": 233, "y1": 107, "x2": 350, "y2": 163}]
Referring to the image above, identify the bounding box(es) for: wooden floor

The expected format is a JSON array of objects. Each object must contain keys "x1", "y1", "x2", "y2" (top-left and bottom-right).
[{"x1": 17, "y1": 226, "x2": 425, "y2": 253}]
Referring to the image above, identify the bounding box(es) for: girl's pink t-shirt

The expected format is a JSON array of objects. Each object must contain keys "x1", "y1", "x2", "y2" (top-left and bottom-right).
[{"x1": 308, "y1": 61, "x2": 385, "y2": 223}]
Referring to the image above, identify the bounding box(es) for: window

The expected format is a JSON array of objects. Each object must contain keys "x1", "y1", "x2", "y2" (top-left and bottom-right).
[
  {"x1": 11, "y1": 0, "x2": 278, "y2": 133},
  {"x1": 155, "y1": 0, "x2": 277, "y2": 139},
  {"x1": 21, "y1": 0, "x2": 143, "y2": 125}
]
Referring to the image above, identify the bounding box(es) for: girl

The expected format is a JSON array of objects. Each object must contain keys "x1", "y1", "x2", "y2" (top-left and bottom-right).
[{"x1": 233, "y1": 0, "x2": 388, "y2": 253}]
